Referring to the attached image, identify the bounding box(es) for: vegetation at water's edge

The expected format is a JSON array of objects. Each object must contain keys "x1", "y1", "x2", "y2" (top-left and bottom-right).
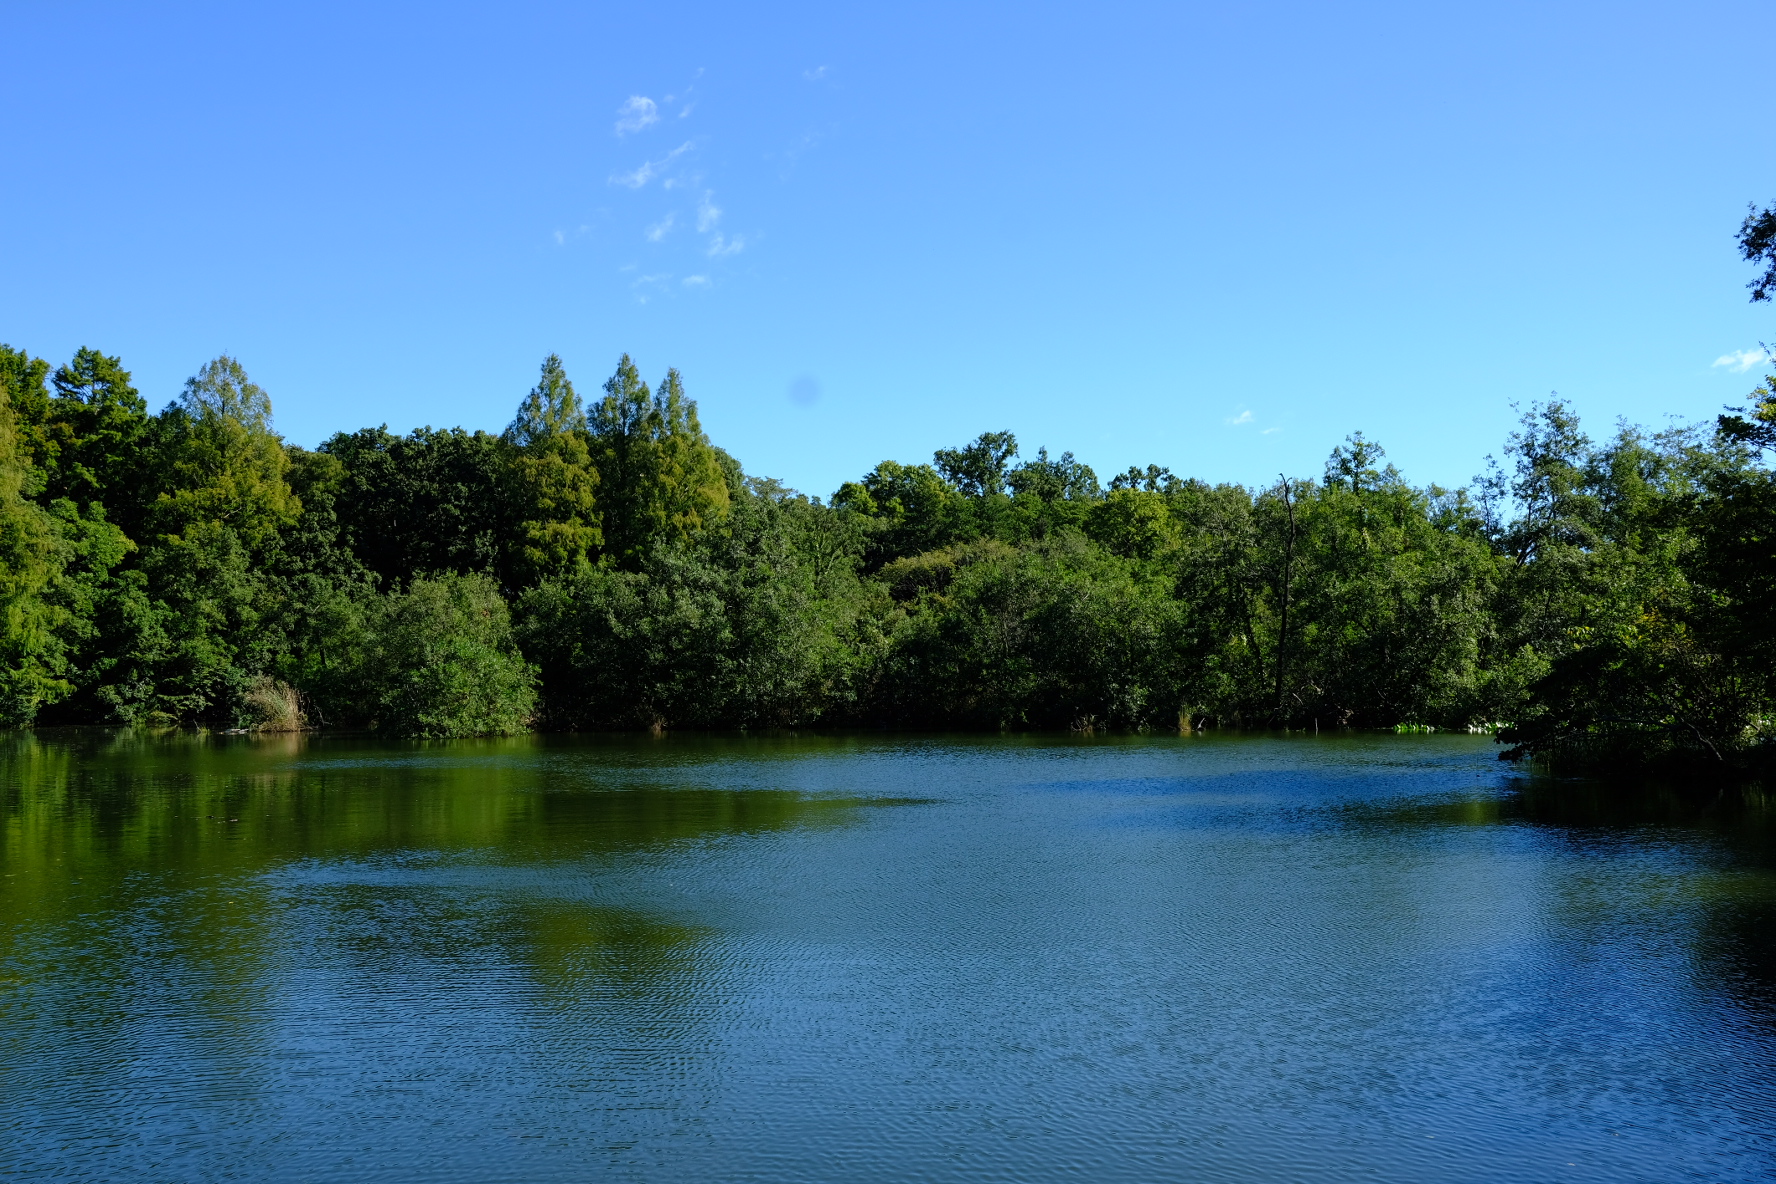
[{"x1": 2, "y1": 211, "x2": 1774, "y2": 779}]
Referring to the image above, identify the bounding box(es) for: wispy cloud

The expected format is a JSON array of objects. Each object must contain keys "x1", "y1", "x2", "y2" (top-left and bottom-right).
[
  {"x1": 1714, "y1": 347, "x2": 1771, "y2": 373},
  {"x1": 696, "y1": 192, "x2": 721, "y2": 232},
  {"x1": 803, "y1": 65, "x2": 829, "y2": 81},
  {"x1": 1225, "y1": 410, "x2": 1253, "y2": 426},
  {"x1": 610, "y1": 141, "x2": 693, "y2": 189},
  {"x1": 682, "y1": 275, "x2": 710, "y2": 288},
  {"x1": 644, "y1": 213, "x2": 675, "y2": 242},
  {"x1": 615, "y1": 96, "x2": 658, "y2": 136},
  {"x1": 662, "y1": 71, "x2": 703, "y2": 118},
  {"x1": 706, "y1": 232, "x2": 745, "y2": 258},
  {"x1": 631, "y1": 272, "x2": 673, "y2": 303},
  {"x1": 1261, "y1": 427, "x2": 1282, "y2": 435}
]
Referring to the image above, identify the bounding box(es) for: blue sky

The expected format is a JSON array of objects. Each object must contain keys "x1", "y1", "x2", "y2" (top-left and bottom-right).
[{"x1": 3, "y1": 0, "x2": 1771, "y2": 498}]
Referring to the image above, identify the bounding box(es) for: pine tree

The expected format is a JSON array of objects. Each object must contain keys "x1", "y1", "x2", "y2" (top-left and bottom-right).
[
  {"x1": 589, "y1": 356, "x2": 729, "y2": 566},
  {"x1": 0, "y1": 360, "x2": 71, "y2": 724},
  {"x1": 504, "y1": 355, "x2": 599, "y2": 581}
]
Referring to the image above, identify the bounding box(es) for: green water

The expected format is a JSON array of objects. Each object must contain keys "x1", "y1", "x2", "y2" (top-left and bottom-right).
[{"x1": 2, "y1": 730, "x2": 1773, "y2": 1182}]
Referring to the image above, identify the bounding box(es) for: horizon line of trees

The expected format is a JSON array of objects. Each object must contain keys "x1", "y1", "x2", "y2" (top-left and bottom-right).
[{"x1": 2, "y1": 208, "x2": 1772, "y2": 777}]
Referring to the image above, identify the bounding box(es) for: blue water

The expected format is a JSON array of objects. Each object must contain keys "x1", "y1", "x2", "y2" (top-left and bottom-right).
[{"x1": 1, "y1": 730, "x2": 1772, "y2": 1181}]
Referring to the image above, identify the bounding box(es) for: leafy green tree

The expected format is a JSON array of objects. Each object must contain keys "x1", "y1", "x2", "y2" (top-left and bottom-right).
[
  {"x1": 934, "y1": 430, "x2": 1018, "y2": 496},
  {"x1": 88, "y1": 355, "x2": 304, "y2": 722},
  {"x1": 321, "y1": 425, "x2": 512, "y2": 587},
  {"x1": 254, "y1": 446, "x2": 379, "y2": 723},
  {"x1": 833, "y1": 459, "x2": 974, "y2": 567},
  {"x1": 507, "y1": 352, "x2": 587, "y2": 444},
  {"x1": 1001, "y1": 447, "x2": 1101, "y2": 541},
  {"x1": 518, "y1": 480, "x2": 872, "y2": 729},
  {"x1": 0, "y1": 346, "x2": 136, "y2": 728},
  {"x1": 1109, "y1": 464, "x2": 1179, "y2": 493},
  {"x1": 504, "y1": 354, "x2": 599, "y2": 582},
  {"x1": 1086, "y1": 488, "x2": 1178, "y2": 561},
  {"x1": 589, "y1": 356, "x2": 730, "y2": 567},
  {"x1": 42, "y1": 348, "x2": 150, "y2": 524},
  {"x1": 1493, "y1": 413, "x2": 1769, "y2": 771},
  {"x1": 151, "y1": 355, "x2": 297, "y2": 551},
  {"x1": 1283, "y1": 440, "x2": 1499, "y2": 726},
  {"x1": 346, "y1": 572, "x2": 537, "y2": 736},
  {"x1": 0, "y1": 360, "x2": 70, "y2": 724},
  {"x1": 1718, "y1": 376, "x2": 1776, "y2": 453},
  {"x1": 1739, "y1": 200, "x2": 1776, "y2": 302},
  {"x1": 0, "y1": 346, "x2": 53, "y2": 477},
  {"x1": 870, "y1": 535, "x2": 1188, "y2": 729},
  {"x1": 1161, "y1": 478, "x2": 1268, "y2": 720}
]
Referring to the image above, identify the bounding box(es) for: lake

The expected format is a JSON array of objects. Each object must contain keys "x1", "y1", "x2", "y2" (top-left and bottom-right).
[{"x1": 1, "y1": 730, "x2": 1772, "y2": 1182}]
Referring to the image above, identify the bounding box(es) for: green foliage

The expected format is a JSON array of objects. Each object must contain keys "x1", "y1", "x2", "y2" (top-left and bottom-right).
[
  {"x1": 83, "y1": 355, "x2": 304, "y2": 723},
  {"x1": 0, "y1": 345, "x2": 53, "y2": 477},
  {"x1": 7, "y1": 292, "x2": 1773, "y2": 778},
  {"x1": 1492, "y1": 413, "x2": 1774, "y2": 774},
  {"x1": 43, "y1": 348, "x2": 150, "y2": 519},
  {"x1": 934, "y1": 430, "x2": 1018, "y2": 496},
  {"x1": 0, "y1": 346, "x2": 136, "y2": 727},
  {"x1": 518, "y1": 480, "x2": 872, "y2": 729},
  {"x1": 505, "y1": 353, "x2": 586, "y2": 445},
  {"x1": 505, "y1": 354, "x2": 600, "y2": 582},
  {"x1": 834, "y1": 459, "x2": 973, "y2": 567},
  {"x1": 0, "y1": 360, "x2": 70, "y2": 724},
  {"x1": 1718, "y1": 378, "x2": 1776, "y2": 454},
  {"x1": 152, "y1": 355, "x2": 296, "y2": 550},
  {"x1": 1086, "y1": 488, "x2": 1178, "y2": 561},
  {"x1": 871, "y1": 535, "x2": 1189, "y2": 729},
  {"x1": 589, "y1": 356, "x2": 730, "y2": 567},
  {"x1": 1002, "y1": 447, "x2": 1101, "y2": 541},
  {"x1": 321, "y1": 425, "x2": 511, "y2": 586},
  {"x1": 343, "y1": 573, "x2": 537, "y2": 737},
  {"x1": 1739, "y1": 200, "x2": 1776, "y2": 303},
  {"x1": 1273, "y1": 453, "x2": 1500, "y2": 727}
]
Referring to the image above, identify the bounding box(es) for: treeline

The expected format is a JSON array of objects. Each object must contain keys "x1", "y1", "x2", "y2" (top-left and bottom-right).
[{"x1": 1, "y1": 343, "x2": 1773, "y2": 777}]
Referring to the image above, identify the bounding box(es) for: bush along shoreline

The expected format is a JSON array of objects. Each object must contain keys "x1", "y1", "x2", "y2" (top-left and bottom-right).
[{"x1": 3, "y1": 213, "x2": 1773, "y2": 776}]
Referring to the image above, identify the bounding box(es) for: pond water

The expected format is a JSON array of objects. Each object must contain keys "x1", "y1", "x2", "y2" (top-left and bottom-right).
[{"x1": 2, "y1": 730, "x2": 1773, "y2": 1182}]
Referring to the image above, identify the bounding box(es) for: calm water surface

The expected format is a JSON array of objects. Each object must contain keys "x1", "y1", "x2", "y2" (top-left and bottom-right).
[{"x1": 2, "y1": 730, "x2": 1773, "y2": 1182}]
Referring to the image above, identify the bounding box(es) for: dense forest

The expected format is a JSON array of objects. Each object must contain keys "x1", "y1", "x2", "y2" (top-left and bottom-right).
[{"x1": 2, "y1": 213, "x2": 1773, "y2": 778}]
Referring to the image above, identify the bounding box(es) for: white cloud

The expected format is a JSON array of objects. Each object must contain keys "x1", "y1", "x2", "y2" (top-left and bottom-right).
[
  {"x1": 1225, "y1": 410, "x2": 1253, "y2": 426},
  {"x1": 610, "y1": 141, "x2": 693, "y2": 189},
  {"x1": 553, "y1": 229, "x2": 565, "y2": 245},
  {"x1": 1261, "y1": 427, "x2": 1282, "y2": 435},
  {"x1": 682, "y1": 275, "x2": 710, "y2": 288},
  {"x1": 706, "y1": 233, "x2": 745, "y2": 258},
  {"x1": 1714, "y1": 347, "x2": 1770, "y2": 373},
  {"x1": 664, "y1": 71, "x2": 703, "y2": 117},
  {"x1": 696, "y1": 192, "x2": 721, "y2": 232},
  {"x1": 644, "y1": 213, "x2": 675, "y2": 242},
  {"x1": 631, "y1": 272, "x2": 672, "y2": 303},
  {"x1": 615, "y1": 96, "x2": 658, "y2": 136},
  {"x1": 803, "y1": 66, "x2": 829, "y2": 81}
]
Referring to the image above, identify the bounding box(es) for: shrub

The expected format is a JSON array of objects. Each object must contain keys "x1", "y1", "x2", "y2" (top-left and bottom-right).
[
  {"x1": 355, "y1": 573, "x2": 537, "y2": 737},
  {"x1": 241, "y1": 676, "x2": 305, "y2": 731}
]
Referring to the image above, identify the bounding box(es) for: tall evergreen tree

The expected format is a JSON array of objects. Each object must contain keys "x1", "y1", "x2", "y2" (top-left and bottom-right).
[
  {"x1": 0, "y1": 359, "x2": 68, "y2": 724},
  {"x1": 42, "y1": 347, "x2": 150, "y2": 523},
  {"x1": 589, "y1": 356, "x2": 729, "y2": 566},
  {"x1": 504, "y1": 354, "x2": 599, "y2": 582}
]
